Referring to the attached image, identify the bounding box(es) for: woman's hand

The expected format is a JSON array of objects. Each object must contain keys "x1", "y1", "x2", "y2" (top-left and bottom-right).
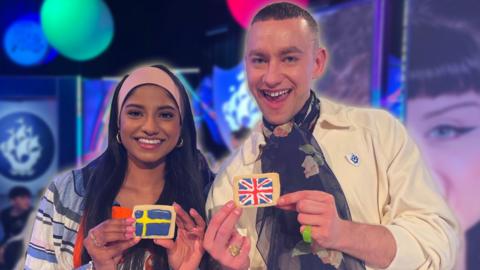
[
  {"x1": 154, "y1": 203, "x2": 206, "y2": 270},
  {"x1": 84, "y1": 218, "x2": 140, "y2": 270}
]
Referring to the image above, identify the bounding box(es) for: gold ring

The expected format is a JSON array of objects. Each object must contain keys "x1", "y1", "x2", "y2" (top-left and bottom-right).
[
  {"x1": 90, "y1": 232, "x2": 103, "y2": 247},
  {"x1": 228, "y1": 244, "x2": 241, "y2": 257}
]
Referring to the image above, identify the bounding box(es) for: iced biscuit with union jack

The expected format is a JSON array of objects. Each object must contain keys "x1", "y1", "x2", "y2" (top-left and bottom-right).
[
  {"x1": 233, "y1": 173, "x2": 280, "y2": 208},
  {"x1": 132, "y1": 205, "x2": 176, "y2": 239}
]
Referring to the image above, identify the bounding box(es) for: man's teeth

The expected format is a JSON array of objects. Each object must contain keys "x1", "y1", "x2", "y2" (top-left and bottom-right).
[
  {"x1": 138, "y1": 138, "x2": 162, "y2": 144},
  {"x1": 263, "y1": 89, "x2": 290, "y2": 97}
]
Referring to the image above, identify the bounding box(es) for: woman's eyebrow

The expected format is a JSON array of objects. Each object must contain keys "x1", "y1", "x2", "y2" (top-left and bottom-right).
[
  {"x1": 423, "y1": 101, "x2": 480, "y2": 119},
  {"x1": 124, "y1": 104, "x2": 144, "y2": 109},
  {"x1": 156, "y1": 105, "x2": 177, "y2": 111}
]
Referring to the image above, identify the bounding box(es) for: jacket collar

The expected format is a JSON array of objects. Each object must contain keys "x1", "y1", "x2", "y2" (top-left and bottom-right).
[{"x1": 241, "y1": 97, "x2": 352, "y2": 165}]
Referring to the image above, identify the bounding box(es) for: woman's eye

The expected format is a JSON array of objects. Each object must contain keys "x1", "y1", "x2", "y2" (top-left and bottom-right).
[
  {"x1": 127, "y1": 111, "x2": 142, "y2": 117},
  {"x1": 426, "y1": 125, "x2": 476, "y2": 140},
  {"x1": 159, "y1": 112, "x2": 174, "y2": 119}
]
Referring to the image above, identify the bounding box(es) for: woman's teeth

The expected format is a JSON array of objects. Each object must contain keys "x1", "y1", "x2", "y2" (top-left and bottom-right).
[{"x1": 138, "y1": 138, "x2": 162, "y2": 145}]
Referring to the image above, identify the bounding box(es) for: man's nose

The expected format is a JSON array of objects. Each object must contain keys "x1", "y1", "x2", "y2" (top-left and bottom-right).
[{"x1": 262, "y1": 61, "x2": 283, "y2": 87}]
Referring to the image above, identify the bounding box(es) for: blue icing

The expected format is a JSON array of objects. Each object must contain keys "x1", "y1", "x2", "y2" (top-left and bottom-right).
[
  {"x1": 147, "y1": 209, "x2": 171, "y2": 219},
  {"x1": 134, "y1": 210, "x2": 143, "y2": 219},
  {"x1": 135, "y1": 223, "x2": 143, "y2": 236},
  {"x1": 260, "y1": 181, "x2": 272, "y2": 187},
  {"x1": 239, "y1": 184, "x2": 248, "y2": 190},
  {"x1": 146, "y1": 223, "x2": 170, "y2": 236}
]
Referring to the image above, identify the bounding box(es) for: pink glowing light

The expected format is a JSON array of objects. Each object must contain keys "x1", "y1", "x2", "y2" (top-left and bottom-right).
[{"x1": 227, "y1": 0, "x2": 310, "y2": 29}]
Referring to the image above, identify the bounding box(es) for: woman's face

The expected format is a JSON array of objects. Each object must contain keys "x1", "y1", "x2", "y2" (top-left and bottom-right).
[
  {"x1": 118, "y1": 84, "x2": 182, "y2": 167},
  {"x1": 407, "y1": 91, "x2": 480, "y2": 230}
]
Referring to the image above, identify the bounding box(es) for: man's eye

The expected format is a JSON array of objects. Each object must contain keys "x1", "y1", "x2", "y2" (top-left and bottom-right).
[
  {"x1": 252, "y1": 58, "x2": 266, "y2": 64},
  {"x1": 426, "y1": 125, "x2": 475, "y2": 140},
  {"x1": 283, "y1": 56, "x2": 298, "y2": 63}
]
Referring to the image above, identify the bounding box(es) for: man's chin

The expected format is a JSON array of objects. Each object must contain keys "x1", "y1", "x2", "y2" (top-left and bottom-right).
[{"x1": 263, "y1": 114, "x2": 291, "y2": 125}]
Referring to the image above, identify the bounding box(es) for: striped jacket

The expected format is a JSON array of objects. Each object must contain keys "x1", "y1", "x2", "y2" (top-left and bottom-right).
[
  {"x1": 25, "y1": 151, "x2": 214, "y2": 269},
  {"x1": 25, "y1": 170, "x2": 91, "y2": 270}
]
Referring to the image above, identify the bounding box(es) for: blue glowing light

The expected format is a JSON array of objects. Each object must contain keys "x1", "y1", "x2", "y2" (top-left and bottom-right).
[{"x1": 3, "y1": 18, "x2": 50, "y2": 66}]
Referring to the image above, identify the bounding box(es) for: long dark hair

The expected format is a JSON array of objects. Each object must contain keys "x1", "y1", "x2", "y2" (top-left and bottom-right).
[{"x1": 80, "y1": 65, "x2": 208, "y2": 269}]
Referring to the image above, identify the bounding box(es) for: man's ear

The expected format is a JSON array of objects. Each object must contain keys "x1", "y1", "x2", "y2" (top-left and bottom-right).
[{"x1": 312, "y1": 47, "x2": 327, "y2": 80}]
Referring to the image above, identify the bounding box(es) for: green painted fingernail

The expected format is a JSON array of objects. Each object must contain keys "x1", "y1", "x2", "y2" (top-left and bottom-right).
[{"x1": 302, "y1": 225, "x2": 312, "y2": 244}]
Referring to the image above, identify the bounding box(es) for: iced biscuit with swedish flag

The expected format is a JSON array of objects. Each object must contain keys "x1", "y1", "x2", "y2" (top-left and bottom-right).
[
  {"x1": 233, "y1": 172, "x2": 280, "y2": 208},
  {"x1": 132, "y1": 205, "x2": 176, "y2": 239}
]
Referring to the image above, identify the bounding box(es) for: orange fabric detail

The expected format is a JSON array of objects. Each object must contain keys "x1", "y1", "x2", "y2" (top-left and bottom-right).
[
  {"x1": 73, "y1": 216, "x2": 86, "y2": 268},
  {"x1": 112, "y1": 206, "x2": 133, "y2": 219}
]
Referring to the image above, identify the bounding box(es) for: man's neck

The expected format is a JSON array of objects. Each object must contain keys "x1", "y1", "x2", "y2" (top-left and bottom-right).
[{"x1": 10, "y1": 207, "x2": 30, "y2": 217}]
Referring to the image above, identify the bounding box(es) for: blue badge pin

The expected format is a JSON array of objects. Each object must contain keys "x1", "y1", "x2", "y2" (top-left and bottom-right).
[{"x1": 346, "y1": 153, "x2": 360, "y2": 167}]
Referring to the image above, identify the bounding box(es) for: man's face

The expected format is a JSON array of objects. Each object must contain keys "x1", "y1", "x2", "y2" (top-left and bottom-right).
[
  {"x1": 245, "y1": 18, "x2": 326, "y2": 125},
  {"x1": 11, "y1": 195, "x2": 31, "y2": 211}
]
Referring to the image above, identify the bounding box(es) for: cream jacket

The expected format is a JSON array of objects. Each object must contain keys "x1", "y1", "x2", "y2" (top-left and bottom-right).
[{"x1": 206, "y1": 98, "x2": 459, "y2": 270}]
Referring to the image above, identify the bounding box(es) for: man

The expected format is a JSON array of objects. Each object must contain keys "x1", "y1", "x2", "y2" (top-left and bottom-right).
[
  {"x1": 203, "y1": 2, "x2": 458, "y2": 270},
  {"x1": 0, "y1": 186, "x2": 33, "y2": 269},
  {"x1": 1, "y1": 187, "x2": 32, "y2": 244}
]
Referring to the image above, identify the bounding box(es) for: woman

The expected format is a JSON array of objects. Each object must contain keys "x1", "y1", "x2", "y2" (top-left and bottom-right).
[
  {"x1": 25, "y1": 65, "x2": 213, "y2": 270},
  {"x1": 407, "y1": 21, "x2": 480, "y2": 270}
]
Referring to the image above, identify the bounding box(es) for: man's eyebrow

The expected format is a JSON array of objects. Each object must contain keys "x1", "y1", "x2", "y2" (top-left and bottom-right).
[
  {"x1": 247, "y1": 50, "x2": 267, "y2": 57},
  {"x1": 423, "y1": 101, "x2": 480, "y2": 119},
  {"x1": 279, "y1": 46, "x2": 303, "y2": 55},
  {"x1": 247, "y1": 47, "x2": 303, "y2": 57}
]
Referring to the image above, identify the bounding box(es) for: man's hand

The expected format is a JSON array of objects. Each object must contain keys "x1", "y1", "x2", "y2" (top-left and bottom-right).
[
  {"x1": 277, "y1": 190, "x2": 396, "y2": 268},
  {"x1": 203, "y1": 201, "x2": 251, "y2": 270},
  {"x1": 276, "y1": 190, "x2": 347, "y2": 250}
]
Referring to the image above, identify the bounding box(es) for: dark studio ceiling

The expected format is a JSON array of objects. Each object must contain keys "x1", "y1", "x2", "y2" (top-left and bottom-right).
[{"x1": 0, "y1": 0, "x2": 350, "y2": 78}]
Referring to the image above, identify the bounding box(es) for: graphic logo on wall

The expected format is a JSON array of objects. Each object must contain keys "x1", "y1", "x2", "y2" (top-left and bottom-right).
[
  {"x1": 0, "y1": 112, "x2": 54, "y2": 181},
  {"x1": 213, "y1": 62, "x2": 261, "y2": 149},
  {"x1": 221, "y1": 70, "x2": 260, "y2": 131}
]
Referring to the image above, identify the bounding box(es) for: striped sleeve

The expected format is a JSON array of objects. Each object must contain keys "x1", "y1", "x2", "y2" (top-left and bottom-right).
[
  {"x1": 24, "y1": 182, "x2": 59, "y2": 269},
  {"x1": 24, "y1": 171, "x2": 85, "y2": 269}
]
